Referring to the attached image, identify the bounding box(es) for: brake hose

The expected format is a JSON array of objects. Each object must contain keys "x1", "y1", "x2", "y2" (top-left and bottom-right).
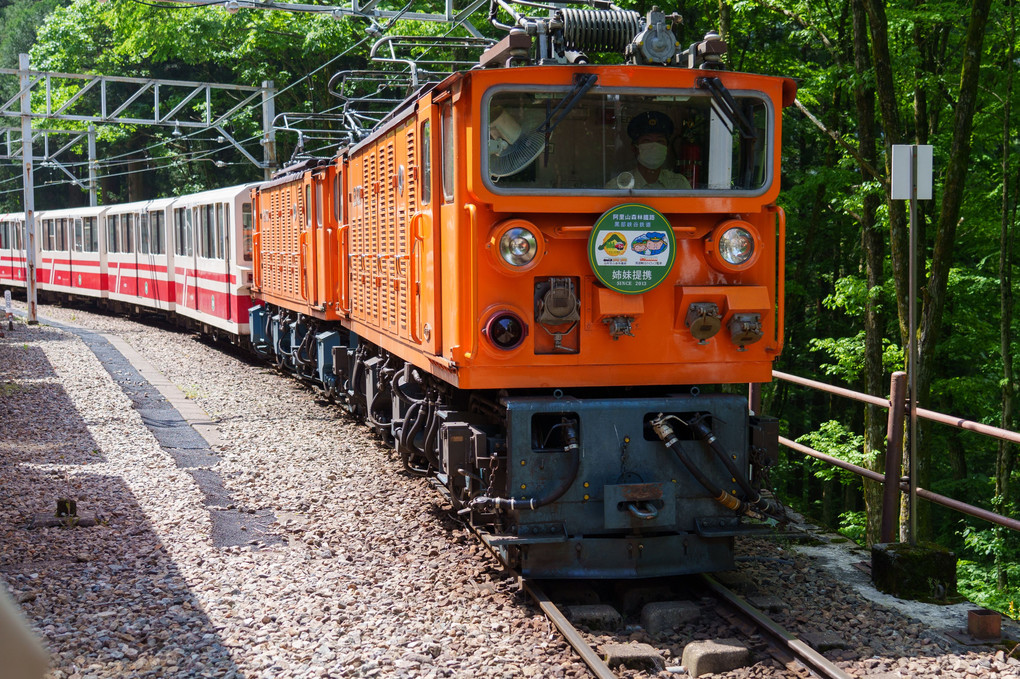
[
  {"x1": 650, "y1": 414, "x2": 747, "y2": 514},
  {"x1": 686, "y1": 414, "x2": 783, "y2": 518},
  {"x1": 470, "y1": 422, "x2": 580, "y2": 511}
]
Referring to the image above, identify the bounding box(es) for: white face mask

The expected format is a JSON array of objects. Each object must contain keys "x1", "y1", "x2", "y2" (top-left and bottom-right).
[{"x1": 637, "y1": 142, "x2": 668, "y2": 170}]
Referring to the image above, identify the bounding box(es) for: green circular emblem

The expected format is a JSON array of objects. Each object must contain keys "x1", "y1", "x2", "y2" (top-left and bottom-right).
[{"x1": 588, "y1": 203, "x2": 675, "y2": 294}]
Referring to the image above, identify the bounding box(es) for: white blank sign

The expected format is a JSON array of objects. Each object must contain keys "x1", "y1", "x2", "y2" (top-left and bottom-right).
[{"x1": 891, "y1": 145, "x2": 933, "y2": 200}]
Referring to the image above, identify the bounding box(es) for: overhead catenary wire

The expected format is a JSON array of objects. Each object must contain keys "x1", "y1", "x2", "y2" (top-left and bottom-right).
[
  {"x1": 0, "y1": 0, "x2": 491, "y2": 195},
  {"x1": 0, "y1": 28, "x2": 374, "y2": 191}
]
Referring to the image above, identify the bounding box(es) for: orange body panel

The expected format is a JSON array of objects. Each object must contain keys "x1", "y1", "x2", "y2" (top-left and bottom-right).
[
  {"x1": 347, "y1": 120, "x2": 415, "y2": 340},
  {"x1": 254, "y1": 64, "x2": 794, "y2": 392},
  {"x1": 252, "y1": 164, "x2": 343, "y2": 321},
  {"x1": 425, "y1": 67, "x2": 788, "y2": 390}
]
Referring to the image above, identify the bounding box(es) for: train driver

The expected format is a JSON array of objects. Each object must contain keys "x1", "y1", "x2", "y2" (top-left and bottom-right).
[{"x1": 606, "y1": 111, "x2": 692, "y2": 190}]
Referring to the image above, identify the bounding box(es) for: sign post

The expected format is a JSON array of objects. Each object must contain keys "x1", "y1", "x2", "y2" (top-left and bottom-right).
[{"x1": 891, "y1": 144, "x2": 933, "y2": 546}]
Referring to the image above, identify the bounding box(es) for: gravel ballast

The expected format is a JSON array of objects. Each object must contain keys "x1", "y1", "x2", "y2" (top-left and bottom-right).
[
  {"x1": 1, "y1": 309, "x2": 584, "y2": 679},
  {"x1": 2, "y1": 302, "x2": 1018, "y2": 679}
]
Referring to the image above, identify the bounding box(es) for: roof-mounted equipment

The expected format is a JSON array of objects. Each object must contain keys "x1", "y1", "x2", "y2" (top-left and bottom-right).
[{"x1": 482, "y1": 2, "x2": 728, "y2": 69}]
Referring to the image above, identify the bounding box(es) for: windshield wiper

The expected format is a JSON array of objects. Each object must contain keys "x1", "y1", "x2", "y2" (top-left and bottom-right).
[
  {"x1": 697, "y1": 76, "x2": 757, "y2": 142},
  {"x1": 537, "y1": 72, "x2": 599, "y2": 136},
  {"x1": 488, "y1": 73, "x2": 598, "y2": 178}
]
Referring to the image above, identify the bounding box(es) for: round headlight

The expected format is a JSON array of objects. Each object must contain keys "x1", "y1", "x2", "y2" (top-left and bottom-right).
[
  {"x1": 718, "y1": 227, "x2": 755, "y2": 265},
  {"x1": 705, "y1": 220, "x2": 762, "y2": 272},
  {"x1": 499, "y1": 227, "x2": 538, "y2": 267},
  {"x1": 484, "y1": 312, "x2": 528, "y2": 350},
  {"x1": 488, "y1": 219, "x2": 545, "y2": 274}
]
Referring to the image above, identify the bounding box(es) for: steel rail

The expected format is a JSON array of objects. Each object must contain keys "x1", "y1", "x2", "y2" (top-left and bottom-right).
[
  {"x1": 519, "y1": 579, "x2": 618, "y2": 679},
  {"x1": 433, "y1": 479, "x2": 619, "y2": 678},
  {"x1": 700, "y1": 574, "x2": 853, "y2": 679}
]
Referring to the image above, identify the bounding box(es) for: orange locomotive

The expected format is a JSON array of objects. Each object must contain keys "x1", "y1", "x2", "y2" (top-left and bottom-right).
[{"x1": 250, "y1": 7, "x2": 795, "y2": 577}]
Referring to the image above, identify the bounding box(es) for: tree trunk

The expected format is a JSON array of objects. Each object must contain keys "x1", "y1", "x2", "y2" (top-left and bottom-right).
[
  {"x1": 127, "y1": 159, "x2": 146, "y2": 202},
  {"x1": 915, "y1": 0, "x2": 993, "y2": 540},
  {"x1": 852, "y1": 0, "x2": 887, "y2": 547},
  {"x1": 996, "y1": 0, "x2": 1017, "y2": 592},
  {"x1": 947, "y1": 431, "x2": 967, "y2": 480},
  {"x1": 718, "y1": 0, "x2": 731, "y2": 43},
  {"x1": 861, "y1": 0, "x2": 909, "y2": 345}
]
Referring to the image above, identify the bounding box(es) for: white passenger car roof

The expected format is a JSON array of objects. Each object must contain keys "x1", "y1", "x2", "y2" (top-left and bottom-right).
[{"x1": 170, "y1": 183, "x2": 259, "y2": 207}]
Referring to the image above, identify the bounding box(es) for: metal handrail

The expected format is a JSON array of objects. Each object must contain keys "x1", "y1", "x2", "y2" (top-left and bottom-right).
[
  {"x1": 772, "y1": 370, "x2": 1020, "y2": 540},
  {"x1": 774, "y1": 369, "x2": 1020, "y2": 443}
]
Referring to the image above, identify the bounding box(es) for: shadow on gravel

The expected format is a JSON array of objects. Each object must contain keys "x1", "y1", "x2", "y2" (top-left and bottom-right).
[
  {"x1": 0, "y1": 468, "x2": 244, "y2": 679},
  {"x1": 0, "y1": 330, "x2": 244, "y2": 677},
  {"x1": 0, "y1": 352, "x2": 107, "y2": 467},
  {"x1": 0, "y1": 342, "x2": 58, "y2": 379},
  {"x1": 13, "y1": 318, "x2": 283, "y2": 552}
]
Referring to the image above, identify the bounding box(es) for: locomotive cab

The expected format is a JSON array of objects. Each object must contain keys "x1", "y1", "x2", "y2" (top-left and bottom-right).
[{"x1": 454, "y1": 67, "x2": 791, "y2": 387}]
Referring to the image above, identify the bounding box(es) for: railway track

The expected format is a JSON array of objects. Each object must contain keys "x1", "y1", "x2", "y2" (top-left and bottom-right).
[
  {"x1": 525, "y1": 574, "x2": 854, "y2": 678},
  {"x1": 438, "y1": 464, "x2": 855, "y2": 678},
  {"x1": 702, "y1": 574, "x2": 853, "y2": 679}
]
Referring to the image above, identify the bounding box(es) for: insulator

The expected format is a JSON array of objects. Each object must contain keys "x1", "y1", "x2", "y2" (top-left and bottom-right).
[{"x1": 558, "y1": 9, "x2": 642, "y2": 54}]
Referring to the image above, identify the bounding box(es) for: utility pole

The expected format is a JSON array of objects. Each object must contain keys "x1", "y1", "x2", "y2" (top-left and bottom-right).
[
  {"x1": 262, "y1": 80, "x2": 277, "y2": 180},
  {"x1": 88, "y1": 124, "x2": 98, "y2": 206},
  {"x1": 19, "y1": 53, "x2": 37, "y2": 324}
]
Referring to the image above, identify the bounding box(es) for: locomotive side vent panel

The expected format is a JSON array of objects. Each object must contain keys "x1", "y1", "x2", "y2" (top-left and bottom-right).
[
  {"x1": 279, "y1": 186, "x2": 288, "y2": 298},
  {"x1": 291, "y1": 183, "x2": 301, "y2": 299},
  {"x1": 273, "y1": 189, "x2": 282, "y2": 295},
  {"x1": 361, "y1": 155, "x2": 372, "y2": 326},
  {"x1": 270, "y1": 187, "x2": 278, "y2": 295},
  {"x1": 264, "y1": 191, "x2": 276, "y2": 294},
  {"x1": 289, "y1": 184, "x2": 302, "y2": 299},
  {"x1": 350, "y1": 160, "x2": 362, "y2": 322},
  {"x1": 258, "y1": 183, "x2": 307, "y2": 306},
  {"x1": 353, "y1": 156, "x2": 366, "y2": 324},
  {"x1": 351, "y1": 155, "x2": 371, "y2": 326},
  {"x1": 375, "y1": 147, "x2": 385, "y2": 328},
  {"x1": 288, "y1": 184, "x2": 299, "y2": 299},
  {"x1": 368, "y1": 150, "x2": 380, "y2": 327},
  {"x1": 276, "y1": 187, "x2": 284, "y2": 298},
  {"x1": 399, "y1": 129, "x2": 414, "y2": 337},
  {"x1": 384, "y1": 141, "x2": 398, "y2": 336},
  {"x1": 362, "y1": 156, "x2": 372, "y2": 326},
  {"x1": 264, "y1": 189, "x2": 273, "y2": 295}
]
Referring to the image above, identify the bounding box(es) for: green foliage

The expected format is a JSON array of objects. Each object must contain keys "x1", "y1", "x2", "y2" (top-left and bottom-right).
[
  {"x1": 809, "y1": 331, "x2": 904, "y2": 382},
  {"x1": 806, "y1": 275, "x2": 903, "y2": 382},
  {"x1": 958, "y1": 559, "x2": 1020, "y2": 621},
  {"x1": 0, "y1": 0, "x2": 65, "y2": 71},
  {"x1": 837, "y1": 510, "x2": 867, "y2": 545},
  {"x1": 795, "y1": 420, "x2": 866, "y2": 485}
]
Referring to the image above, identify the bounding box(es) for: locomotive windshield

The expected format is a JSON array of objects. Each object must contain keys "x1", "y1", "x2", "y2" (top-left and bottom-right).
[{"x1": 483, "y1": 87, "x2": 772, "y2": 195}]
